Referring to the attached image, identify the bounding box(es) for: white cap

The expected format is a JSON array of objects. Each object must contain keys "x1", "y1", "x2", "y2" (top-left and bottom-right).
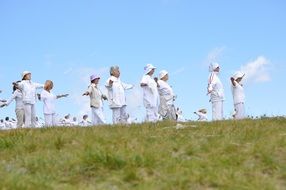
[
  {"x1": 90, "y1": 74, "x2": 100, "y2": 81},
  {"x1": 144, "y1": 64, "x2": 156, "y2": 75},
  {"x1": 22, "y1": 71, "x2": 31, "y2": 79},
  {"x1": 232, "y1": 71, "x2": 245, "y2": 80},
  {"x1": 209, "y1": 62, "x2": 220, "y2": 72},
  {"x1": 159, "y1": 70, "x2": 168, "y2": 79}
]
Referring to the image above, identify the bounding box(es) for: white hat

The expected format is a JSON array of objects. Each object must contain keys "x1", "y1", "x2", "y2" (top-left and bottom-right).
[
  {"x1": 232, "y1": 71, "x2": 245, "y2": 80},
  {"x1": 22, "y1": 71, "x2": 31, "y2": 79},
  {"x1": 90, "y1": 74, "x2": 100, "y2": 81},
  {"x1": 144, "y1": 64, "x2": 156, "y2": 75},
  {"x1": 159, "y1": 70, "x2": 168, "y2": 79},
  {"x1": 198, "y1": 108, "x2": 207, "y2": 114},
  {"x1": 209, "y1": 62, "x2": 220, "y2": 72}
]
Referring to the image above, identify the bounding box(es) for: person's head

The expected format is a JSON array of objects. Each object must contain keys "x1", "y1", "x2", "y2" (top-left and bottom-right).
[
  {"x1": 90, "y1": 74, "x2": 100, "y2": 84},
  {"x1": 83, "y1": 114, "x2": 88, "y2": 120},
  {"x1": 209, "y1": 62, "x2": 220, "y2": 73},
  {"x1": 73, "y1": 117, "x2": 77, "y2": 122},
  {"x1": 12, "y1": 81, "x2": 21, "y2": 92},
  {"x1": 232, "y1": 71, "x2": 245, "y2": 84},
  {"x1": 159, "y1": 70, "x2": 169, "y2": 81},
  {"x1": 44, "y1": 80, "x2": 54, "y2": 91},
  {"x1": 110, "y1": 66, "x2": 120, "y2": 78},
  {"x1": 65, "y1": 114, "x2": 70, "y2": 119},
  {"x1": 22, "y1": 71, "x2": 31, "y2": 80},
  {"x1": 5, "y1": 117, "x2": 9, "y2": 121},
  {"x1": 144, "y1": 64, "x2": 156, "y2": 76}
]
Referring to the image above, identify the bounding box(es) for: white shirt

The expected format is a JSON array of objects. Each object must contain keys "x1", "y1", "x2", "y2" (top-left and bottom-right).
[
  {"x1": 140, "y1": 75, "x2": 159, "y2": 108},
  {"x1": 6, "y1": 89, "x2": 24, "y2": 109},
  {"x1": 105, "y1": 76, "x2": 133, "y2": 108},
  {"x1": 157, "y1": 80, "x2": 175, "y2": 105},
  {"x1": 87, "y1": 83, "x2": 103, "y2": 108},
  {"x1": 208, "y1": 72, "x2": 224, "y2": 102},
  {"x1": 41, "y1": 90, "x2": 57, "y2": 114},
  {"x1": 196, "y1": 112, "x2": 208, "y2": 121},
  {"x1": 231, "y1": 81, "x2": 245, "y2": 104},
  {"x1": 18, "y1": 80, "x2": 44, "y2": 104}
]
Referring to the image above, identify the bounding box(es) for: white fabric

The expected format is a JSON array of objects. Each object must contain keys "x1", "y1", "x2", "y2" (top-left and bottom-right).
[
  {"x1": 44, "y1": 113, "x2": 57, "y2": 126},
  {"x1": 208, "y1": 72, "x2": 224, "y2": 102},
  {"x1": 79, "y1": 120, "x2": 92, "y2": 127},
  {"x1": 111, "y1": 105, "x2": 128, "y2": 124},
  {"x1": 106, "y1": 76, "x2": 133, "y2": 108},
  {"x1": 6, "y1": 89, "x2": 24, "y2": 109},
  {"x1": 232, "y1": 71, "x2": 245, "y2": 80},
  {"x1": 234, "y1": 103, "x2": 245, "y2": 120},
  {"x1": 87, "y1": 83, "x2": 103, "y2": 108},
  {"x1": 23, "y1": 103, "x2": 37, "y2": 127},
  {"x1": 212, "y1": 101, "x2": 224, "y2": 121},
  {"x1": 15, "y1": 108, "x2": 25, "y2": 128},
  {"x1": 41, "y1": 90, "x2": 57, "y2": 114},
  {"x1": 231, "y1": 81, "x2": 245, "y2": 105},
  {"x1": 157, "y1": 80, "x2": 174, "y2": 105},
  {"x1": 159, "y1": 70, "x2": 168, "y2": 79},
  {"x1": 91, "y1": 107, "x2": 106, "y2": 125},
  {"x1": 145, "y1": 106, "x2": 159, "y2": 122},
  {"x1": 141, "y1": 75, "x2": 160, "y2": 108},
  {"x1": 18, "y1": 80, "x2": 43, "y2": 104},
  {"x1": 195, "y1": 112, "x2": 208, "y2": 121},
  {"x1": 209, "y1": 62, "x2": 219, "y2": 72},
  {"x1": 144, "y1": 64, "x2": 156, "y2": 74}
]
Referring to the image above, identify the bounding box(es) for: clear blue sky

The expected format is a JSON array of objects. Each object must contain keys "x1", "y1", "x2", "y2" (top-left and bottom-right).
[{"x1": 1, "y1": 0, "x2": 285, "y2": 122}]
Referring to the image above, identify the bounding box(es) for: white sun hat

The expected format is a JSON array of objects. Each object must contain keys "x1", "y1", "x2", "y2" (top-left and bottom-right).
[
  {"x1": 90, "y1": 74, "x2": 100, "y2": 81},
  {"x1": 159, "y1": 70, "x2": 168, "y2": 79},
  {"x1": 22, "y1": 71, "x2": 31, "y2": 79},
  {"x1": 232, "y1": 71, "x2": 245, "y2": 80},
  {"x1": 144, "y1": 64, "x2": 156, "y2": 75}
]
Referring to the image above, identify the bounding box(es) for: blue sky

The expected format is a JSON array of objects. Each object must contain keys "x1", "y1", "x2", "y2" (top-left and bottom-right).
[{"x1": 0, "y1": 0, "x2": 285, "y2": 122}]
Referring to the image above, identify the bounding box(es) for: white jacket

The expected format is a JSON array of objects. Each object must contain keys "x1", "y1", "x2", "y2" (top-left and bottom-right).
[
  {"x1": 208, "y1": 72, "x2": 224, "y2": 102},
  {"x1": 18, "y1": 80, "x2": 44, "y2": 104},
  {"x1": 140, "y1": 75, "x2": 159, "y2": 108},
  {"x1": 231, "y1": 81, "x2": 245, "y2": 105},
  {"x1": 105, "y1": 76, "x2": 133, "y2": 108},
  {"x1": 6, "y1": 89, "x2": 24, "y2": 109},
  {"x1": 157, "y1": 80, "x2": 175, "y2": 105}
]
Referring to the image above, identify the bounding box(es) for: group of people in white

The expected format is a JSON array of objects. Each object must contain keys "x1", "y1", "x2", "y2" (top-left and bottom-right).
[{"x1": 0, "y1": 62, "x2": 246, "y2": 129}]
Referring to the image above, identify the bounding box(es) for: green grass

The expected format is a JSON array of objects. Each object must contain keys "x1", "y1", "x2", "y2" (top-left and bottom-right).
[{"x1": 0, "y1": 118, "x2": 286, "y2": 189}]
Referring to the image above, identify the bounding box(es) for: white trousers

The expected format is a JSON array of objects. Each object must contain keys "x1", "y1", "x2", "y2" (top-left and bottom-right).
[
  {"x1": 15, "y1": 108, "x2": 25, "y2": 128},
  {"x1": 44, "y1": 113, "x2": 57, "y2": 127},
  {"x1": 234, "y1": 102, "x2": 245, "y2": 120},
  {"x1": 145, "y1": 106, "x2": 159, "y2": 122},
  {"x1": 111, "y1": 105, "x2": 128, "y2": 124},
  {"x1": 91, "y1": 107, "x2": 106, "y2": 125},
  {"x1": 23, "y1": 103, "x2": 37, "y2": 128},
  {"x1": 212, "y1": 101, "x2": 223, "y2": 121}
]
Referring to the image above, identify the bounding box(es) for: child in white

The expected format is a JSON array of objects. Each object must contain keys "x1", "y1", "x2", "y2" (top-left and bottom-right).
[
  {"x1": 207, "y1": 63, "x2": 225, "y2": 121},
  {"x1": 17, "y1": 71, "x2": 44, "y2": 128},
  {"x1": 105, "y1": 66, "x2": 133, "y2": 124},
  {"x1": 157, "y1": 70, "x2": 176, "y2": 120},
  {"x1": 4, "y1": 81, "x2": 25, "y2": 128},
  {"x1": 83, "y1": 74, "x2": 107, "y2": 125},
  {"x1": 40, "y1": 80, "x2": 68, "y2": 127},
  {"x1": 231, "y1": 71, "x2": 245, "y2": 120},
  {"x1": 140, "y1": 64, "x2": 160, "y2": 122},
  {"x1": 194, "y1": 109, "x2": 208, "y2": 121}
]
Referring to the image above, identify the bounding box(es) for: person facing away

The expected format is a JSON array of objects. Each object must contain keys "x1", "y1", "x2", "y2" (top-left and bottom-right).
[
  {"x1": 157, "y1": 70, "x2": 177, "y2": 121},
  {"x1": 140, "y1": 64, "x2": 160, "y2": 122},
  {"x1": 105, "y1": 66, "x2": 133, "y2": 124},
  {"x1": 3, "y1": 81, "x2": 25, "y2": 128},
  {"x1": 17, "y1": 71, "x2": 44, "y2": 128},
  {"x1": 207, "y1": 63, "x2": 225, "y2": 121},
  {"x1": 231, "y1": 71, "x2": 246, "y2": 120},
  {"x1": 83, "y1": 74, "x2": 107, "y2": 125},
  {"x1": 40, "y1": 80, "x2": 68, "y2": 127}
]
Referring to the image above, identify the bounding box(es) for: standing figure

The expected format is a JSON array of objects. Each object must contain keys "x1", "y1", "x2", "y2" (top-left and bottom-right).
[
  {"x1": 17, "y1": 71, "x2": 44, "y2": 128},
  {"x1": 4, "y1": 81, "x2": 25, "y2": 128},
  {"x1": 231, "y1": 71, "x2": 245, "y2": 120},
  {"x1": 40, "y1": 80, "x2": 68, "y2": 127},
  {"x1": 83, "y1": 74, "x2": 107, "y2": 125},
  {"x1": 207, "y1": 63, "x2": 225, "y2": 121},
  {"x1": 140, "y1": 64, "x2": 160, "y2": 122},
  {"x1": 105, "y1": 66, "x2": 133, "y2": 124},
  {"x1": 157, "y1": 70, "x2": 176, "y2": 120}
]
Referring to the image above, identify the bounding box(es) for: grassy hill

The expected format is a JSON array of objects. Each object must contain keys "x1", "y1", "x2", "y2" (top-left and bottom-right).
[{"x1": 1, "y1": 118, "x2": 286, "y2": 190}]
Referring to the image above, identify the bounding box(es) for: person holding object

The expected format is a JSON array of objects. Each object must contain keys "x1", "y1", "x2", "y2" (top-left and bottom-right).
[
  {"x1": 207, "y1": 62, "x2": 225, "y2": 121},
  {"x1": 105, "y1": 66, "x2": 133, "y2": 124},
  {"x1": 140, "y1": 64, "x2": 160, "y2": 122},
  {"x1": 83, "y1": 74, "x2": 107, "y2": 125},
  {"x1": 40, "y1": 80, "x2": 68, "y2": 127},
  {"x1": 231, "y1": 71, "x2": 245, "y2": 120},
  {"x1": 17, "y1": 71, "x2": 44, "y2": 128}
]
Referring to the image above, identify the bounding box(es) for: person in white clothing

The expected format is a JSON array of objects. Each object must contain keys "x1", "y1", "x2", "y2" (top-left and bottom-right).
[
  {"x1": 0, "y1": 90, "x2": 7, "y2": 107},
  {"x1": 83, "y1": 74, "x2": 107, "y2": 125},
  {"x1": 194, "y1": 109, "x2": 208, "y2": 121},
  {"x1": 17, "y1": 71, "x2": 44, "y2": 128},
  {"x1": 140, "y1": 64, "x2": 160, "y2": 122},
  {"x1": 79, "y1": 114, "x2": 92, "y2": 127},
  {"x1": 231, "y1": 71, "x2": 246, "y2": 120},
  {"x1": 3, "y1": 81, "x2": 25, "y2": 128},
  {"x1": 40, "y1": 80, "x2": 68, "y2": 127},
  {"x1": 105, "y1": 66, "x2": 133, "y2": 124},
  {"x1": 157, "y1": 70, "x2": 176, "y2": 121},
  {"x1": 207, "y1": 63, "x2": 225, "y2": 121}
]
